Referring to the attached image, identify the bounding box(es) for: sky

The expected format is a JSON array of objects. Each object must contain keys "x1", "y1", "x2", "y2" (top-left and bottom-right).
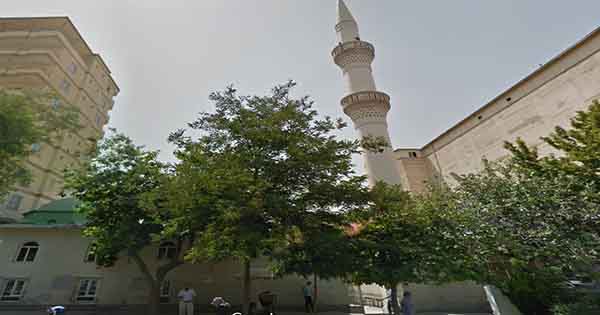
[{"x1": 5, "y1": 0, "x2": 600, "y2": 167}]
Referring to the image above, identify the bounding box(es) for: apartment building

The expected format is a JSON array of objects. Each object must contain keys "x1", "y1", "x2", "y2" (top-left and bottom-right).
[{"x1": 0, "y1": 17, "x2": 119, "y2": 221}]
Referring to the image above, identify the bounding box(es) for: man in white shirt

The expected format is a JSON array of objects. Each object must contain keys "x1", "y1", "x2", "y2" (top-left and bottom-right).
[
  {"x1": 177, "y1": 287, "x2": 196, "y2": 315},
  {"x1": 47, "y1": 306, "x2": 66, "y2": 314}
]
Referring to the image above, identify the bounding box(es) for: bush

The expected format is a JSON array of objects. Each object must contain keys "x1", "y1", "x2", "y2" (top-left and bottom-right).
[{"x1": 552, "y1": 295, "x2": 600, "y2": 315}]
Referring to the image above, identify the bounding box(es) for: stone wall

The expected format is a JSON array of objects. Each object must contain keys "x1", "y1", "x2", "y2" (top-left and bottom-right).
[
  {"x1": 417, "y1": 28, "x2": 600, "y2": 183},
  {"x1": 0, "y1": 227, "x2": 359, "y2": 309}
]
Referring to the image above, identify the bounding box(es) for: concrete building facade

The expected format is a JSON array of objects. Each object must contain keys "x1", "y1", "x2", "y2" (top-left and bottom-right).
[
  {"x1": 0, "y1": 17, "x2": 119, "y2": 221},
  {"x1": 0, "y1": 199, "x2": 361, "y2": 314},
  {"x1": 394, "y1": 20, "x2": 600, "y2": 192}
]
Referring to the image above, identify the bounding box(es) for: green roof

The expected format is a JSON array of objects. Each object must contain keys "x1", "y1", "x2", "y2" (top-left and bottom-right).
[{"x1": 20, "y1": 198, "x2": 87, "y2": 226}]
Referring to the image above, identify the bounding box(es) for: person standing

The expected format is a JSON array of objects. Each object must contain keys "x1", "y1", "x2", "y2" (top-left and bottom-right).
[
  {"x1": 302, "y1": 281, "x2": 314, "y2": 313},
  {"x1": 178, "y1": 287, "x2": 196, "y2": 315},
  {"x1": 47, "y1": 306, "x2": 66, "y2": 315},
  {"x1": 400, "y1": 292, "x2": 414, "y2": 315}
]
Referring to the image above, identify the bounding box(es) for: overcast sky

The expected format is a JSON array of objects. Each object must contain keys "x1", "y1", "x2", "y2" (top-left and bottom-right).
[{"x1": 5, "y1": 0, "x2": 600, "y2": 167}]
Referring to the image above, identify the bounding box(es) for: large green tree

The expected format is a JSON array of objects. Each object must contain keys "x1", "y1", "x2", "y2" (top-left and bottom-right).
[
  {"x1": 64, "y1": 133, "x2": 190, "y2": 315},
  {"x1": 450, "y1": 101, "x2": 600, "y2": 314},
  {"x1": 0, "y1": 90, "x2": 79, "y2": 198},
  {"x1": 164, "y1": 81, "x2": 369, "y2": 313},
  {"x1": 348, "y1": 182, "x2": 476, "y2": 315},
  {"x1": 271, "y1": 215, "x2": 356, "y2": 310}
]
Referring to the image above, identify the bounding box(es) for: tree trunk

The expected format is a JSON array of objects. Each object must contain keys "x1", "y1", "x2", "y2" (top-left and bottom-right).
[
  {"x1": 243, "y1": 259, "x2": 252, "y2": 315},
  {"x1": 390, "y1": 285, "x2": 401, "y2": 315},
  {"x1": 131, "y1": 253, "x2": 161, "y2": 315},
  {"x1": 313, "y1": 274, "x2": 318, "y2": 312},
  {"x1": 147, "y1": 283, "x2": 161, "y2": 315}
]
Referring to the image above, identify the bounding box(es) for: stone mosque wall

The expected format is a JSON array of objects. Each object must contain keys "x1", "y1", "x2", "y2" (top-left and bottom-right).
[{"x1": 395, "y1": 26, "x2": 600, "y2": 190}]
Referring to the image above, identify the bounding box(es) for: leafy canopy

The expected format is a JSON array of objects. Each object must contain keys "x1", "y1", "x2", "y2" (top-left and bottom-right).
[
  {"x1": 64, "y1": 132, "x2": 167, "y2": 267},
  {"x1": 0, "y1": 90, "x2": 79, "y2": 197},
  {"x1": 164, "y1": 81, "x2": 369, "y2": 264},
  {"x1": 348, "y1": 182, "x2": 475, "y2": 288},
  {"x1": 450, "y1": 101, "x2": 600, "y2": 314}
]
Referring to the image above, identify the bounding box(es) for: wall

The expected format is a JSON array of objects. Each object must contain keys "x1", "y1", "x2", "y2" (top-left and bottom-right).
[
  {"x1": 0, "y1": 227, "x2": 359, "y2": 309},
  {"x1": 0, "y1": 18, "x2": 119, "y2": 218},
  {"x1": 418, "y1": 29, "x2": 600, "y2": 182}
]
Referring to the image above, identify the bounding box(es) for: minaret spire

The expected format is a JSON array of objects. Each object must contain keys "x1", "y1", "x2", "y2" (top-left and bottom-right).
[
  {"x1": 332, "y1": 1, "x2": 402, "y2": 186},
  {"x1": 336, "y1": 0, "x2": 360, "y2": 43},
  {"x1": 337, "y1": 0, "x2": 356, "y2": 24}
]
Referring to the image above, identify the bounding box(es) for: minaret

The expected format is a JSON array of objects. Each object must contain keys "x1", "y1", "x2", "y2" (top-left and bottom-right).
[{"x1": 332, "y1": 0, "x2": 402, "y2": 186}]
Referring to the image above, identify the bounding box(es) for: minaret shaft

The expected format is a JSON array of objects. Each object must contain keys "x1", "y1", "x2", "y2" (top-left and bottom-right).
[{"x1": 333, "y1": 0, "x2": 402, "y2": 187}]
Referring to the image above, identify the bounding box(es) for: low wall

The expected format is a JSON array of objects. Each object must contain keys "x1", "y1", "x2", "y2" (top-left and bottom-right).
[
  {"x1": 0, "y1": 303, "x2": 356, "y2": 315},
  {"x1": 484, "y1": 285, "x2": 522, "y2": 315}
]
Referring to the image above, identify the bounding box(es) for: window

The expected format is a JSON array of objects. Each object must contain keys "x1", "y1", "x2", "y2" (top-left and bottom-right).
[
  {"x1": 1, "y1": 279, "x2": 27, "y2": 301},
  {"x1": 160, "y1": 280, "x2": 171, "y2": 303},
  {"x1": 95, "y1": 114, "x2": 103, "y2": 127},
  {"x1": 84, "y1": 243, "x2": 97, "y2": 263},
  {"x1": 408, "y1": 152, "x2": 418, "y2": 158},
  {"x1": 76, "y1": 279, "x2": 99, "y2": 302},
  {"x1": 5, "y1": 194, "x2": 23, "y2": 211},
  {"x1": 15, "y1": 242, "x2": 39, "y2": 262},
  {"x1": 31, "y1": 143, "x2": 41, "y2": 153},
  {"x1": 51, "y1": 98, "x2": 61, "y2": 110},
  {"x1": 68, "y1": 62, "x2": 78, "y2": 75},
  {"x1": 60, "y1": 79, "x2": 71, "y2": 93},
  {"x1": 157, "y1": 242, "x2": 177, "y2": 260}
]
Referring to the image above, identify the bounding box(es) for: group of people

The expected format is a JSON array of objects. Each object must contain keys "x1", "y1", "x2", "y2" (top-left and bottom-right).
[
  {"x1": 47, "y1": 283, "x2": 414, "y2": 315},
  {"x1": 386, "y1": 291, "x2": 414, "y2": 315}
]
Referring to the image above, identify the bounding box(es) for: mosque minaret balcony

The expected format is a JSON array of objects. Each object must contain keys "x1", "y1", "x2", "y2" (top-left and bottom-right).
[{"x1": 332, "y1": 0, "x2": 402, "y2": 186}]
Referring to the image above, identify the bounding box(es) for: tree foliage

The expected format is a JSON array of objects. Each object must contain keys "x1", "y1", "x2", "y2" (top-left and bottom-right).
[
  {"x1": 164, "y1": 81, "x2": 369, "y2": 313},
  {"x1": 0, "y1": 90, "x2": 79, "y2": 198},
  {"x1": 450, "y1": 101, "x2": 600, "y2": 314},
  {"x1": 64, "y1": 132, "x2": 187, "y2": 315},
  {"x1": 347, "y1": 182, "x2": 475, "y2": 314}
]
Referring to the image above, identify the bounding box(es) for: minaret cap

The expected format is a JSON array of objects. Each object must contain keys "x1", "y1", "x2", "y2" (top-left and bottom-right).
[
  {"x1": 336, "y1": 0, "x2": 360, "y2": 43},
  {"x1": 337, "y1": 0, "x2": 357, "y2": 24}
]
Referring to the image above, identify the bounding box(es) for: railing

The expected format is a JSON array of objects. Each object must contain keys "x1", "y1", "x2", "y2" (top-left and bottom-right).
[{"x1": 331, "y1": 40, "x2": 375, "y2": 59}]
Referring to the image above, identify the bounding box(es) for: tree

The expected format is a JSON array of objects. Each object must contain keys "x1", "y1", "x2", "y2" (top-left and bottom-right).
[
  {"x1": 164, "y1": 81, "x2": 369, "y2": 313},
  {"x1": 64, "y1": 133, "x2": 189, "y2": 315},
  {"x1": 272, "y1": 214, "x2": 356, "y2": 310},
  {"x1": 449, "y1": 101, "x2": 600, "y2": 314},
  {"x1": 452, "y1": 160, "x2": 595, "y2": 314},
  {"x1": 348, "y1": 182, "x2": 475, "y2": 315},
  {"x1": 0, "y1": 90, "x2": 79, "y2": 198}
]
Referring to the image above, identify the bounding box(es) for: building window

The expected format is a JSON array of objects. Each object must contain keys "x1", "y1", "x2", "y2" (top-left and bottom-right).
[
  {"x1": 95, "y1": 114, "x2": 103, "y2": 127},
  {"x1": 157, "y1": 242, "x2": 177, "y2": 260},
  {"x1": 15, "y1": 242, "x2": 39, "y2": 262},
  {"x1": 409, "y1": 152, "x2": 418, "y2": 158},
  {"x1": 76, "y1": 279, "x2": 99, "y2": 303},
  {"x1": 1, "y1": 279, "x2": 27, "y2": 301},
  {"x1": 60, "y1": 79, "x2": 71, "y2": 93},
  {"x1": 160, "y1": 280, "x2": 171, "y2": 303},
  {"x1": 5, "y1": 194, "x2": 23, "y2": 211},
  {"x1": 51, "y1": 98, "x2": 61, "y2": 110},
  {"x1": 30, "y1": 143, "x2": 41, "y2": 153},
  {"x1": 84, "y1": 243, "x2": 97, "y2": 263},
  {"x1": 68, "y1": 62, "x2": 78, "y2": 75}
]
